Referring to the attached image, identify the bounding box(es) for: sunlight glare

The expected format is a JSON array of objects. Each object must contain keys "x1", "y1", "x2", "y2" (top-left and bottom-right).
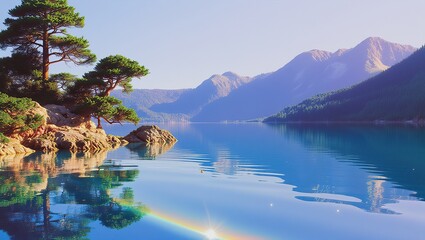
[{"x1": 205, "y1": 228, "x2": 219, "y2": 240}]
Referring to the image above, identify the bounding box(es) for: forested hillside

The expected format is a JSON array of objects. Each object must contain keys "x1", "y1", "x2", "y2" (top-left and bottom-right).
[{"x1": 265, "y1": 46, "x2": 425, "y2": 122}]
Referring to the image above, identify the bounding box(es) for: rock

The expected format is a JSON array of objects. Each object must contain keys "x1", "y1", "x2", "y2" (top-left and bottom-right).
[
  {"x1": 22, "y1": 137, "x2": 57, "y2": 153},
  {"x1": 23, "y1": 124, "x2": 128, "y2": 153},
  {"x1": 9, "y1": 102, "x2": 48, "y2": 141},
  {"x1": 108, "y1": 135, "x2": 129, "y2": 148},
  {"x1": 44, "y1": 104, "x2": 96, "y2": 129},
  {"x1": 0, "y1": 153, "x2": 30, "y2": 169},
  {"x1": 124, "y1": 125, "x2": 177, "y2": 144},
  {"x1": 0, "y1": 138, "x2": 35, "y2": 156},
  {"x1": 3, "y1": 103, "x2": 129, "y2": 155}
]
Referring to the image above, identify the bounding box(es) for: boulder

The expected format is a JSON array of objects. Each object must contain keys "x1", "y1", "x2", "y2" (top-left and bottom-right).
[
  {"x1": 3, "y1": 103, "x2": 129, "y2": 155},
  {"x1": 23, "y1": 124, "x2": 128, "y2": 153},
  {"x1": 0, "y1": 138, "x2": 35, "y2": 156},
  {"x1": 44, "y1": 104, "x2": 96, "y2": 129},
  {"x1": 124, "y1": 125, "x2": 177, "y2": 144}
]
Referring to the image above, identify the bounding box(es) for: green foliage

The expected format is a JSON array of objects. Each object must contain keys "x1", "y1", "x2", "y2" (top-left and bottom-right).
[
  {"x1": 0, "y1": 173, "x2": 36, "y2": 207},
  {"x1": 81, "y1": 95, "x2": 121, "y2": 119},
  {"x1": 25, "y1": 173, "x2": 43, "y2": 185},
  {"x1": 49, "y1": 73, "x2": 77, "y2": 91},
  {"x1": 0, "y1": 3, "x2": 146, "y2": 129},
  {"x1": 68, "y1": 56, "x2": 147, "y2": 128},
  {"x1": 98, "y1": 204, "x2": 143, "y2": 229},
  {"x1": 77, "y1": 96, "x2": 139, "y2": 129},
  {"x1": 84, "y1": 55, "x2": 149, "y2": 96},
  {"x1": 49, "y1": 35, "x2": 96, "y2": 65},
  {"x1": 65, "y1": 78, "x2": 104, "y2": 104},
  {"x1": 0, "y1": 48, "x2": 41, "y2": 94},
  {"x1": 18, "y1": 79, "x2": 61, "y2": 105},
  {"x1": 0, "y1": 132, "x2": 9, "y2": 143},
  {"x1": 58, "y1": 169, "x2": 145, "y2": 230},
  {"x1": 0, "y1": 0, "x2": 96, "y2": 80},
  {"x1": 120, "y1": 187, "x2": 135, "y2": 204},
  {"x1": 114, "y1": 105, "x2": 140, "y2": 125},
  {"x1": 0, "y1": 92, "x2": 44, "y2": 136},
  {"x1": 265, "y1": 46, "x2": 425, "y2": 122}
]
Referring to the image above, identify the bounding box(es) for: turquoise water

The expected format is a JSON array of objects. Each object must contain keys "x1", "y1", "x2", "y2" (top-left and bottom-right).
[{"x1": 1, "y1": 123, "x2": 425, "y2": 239}]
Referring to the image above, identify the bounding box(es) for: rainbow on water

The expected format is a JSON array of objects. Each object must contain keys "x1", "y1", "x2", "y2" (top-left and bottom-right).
[{"x1": 146, "y1": 209, "x2": 261, "y2": 240}]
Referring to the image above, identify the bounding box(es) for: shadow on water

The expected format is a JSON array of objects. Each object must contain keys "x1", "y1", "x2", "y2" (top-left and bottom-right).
[{"x1": 0, "y1": 150, "x2": 147, "y2": 240}]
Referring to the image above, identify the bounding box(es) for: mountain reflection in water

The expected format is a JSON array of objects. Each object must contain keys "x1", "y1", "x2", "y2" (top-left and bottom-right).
[
  {"x1": 267, "y1": 124, "x2": 425, "y2": 212},
  {"x1": 2, "y1": 123, "x2": 425, "y2": 240}
]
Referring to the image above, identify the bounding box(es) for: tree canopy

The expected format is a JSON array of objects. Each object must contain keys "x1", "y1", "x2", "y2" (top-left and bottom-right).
[
  {"x1": 0, "y1": 1, "x2": 148, "y2": 130},
  {"x1": 0, "y1": 0, "x2": 96, "y2": 81},
  {"x1": 84, "y1": 55, "x2": 149, "y2": 96},
  {"x1": 71, "y1": 55, "x2": 149, "y2": 128},
  {"x1": 77, "y1": 96, "x2": 139, "y2": 129},
  {"x1": 0, "y1": 92, "x2": 44, "y2": 140}
]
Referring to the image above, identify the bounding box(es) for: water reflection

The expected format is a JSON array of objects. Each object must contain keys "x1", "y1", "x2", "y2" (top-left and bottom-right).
[
  {"x1": 269, "y1": 124, "x2": 425, "y2": 212},
  {"x1": 66, "y1": 123, "x2": 425, "y2": 239},
  {"x1": 0, "y1": 151, "x2": 147, "y2": 240},
  {"x1": 151, "y1": 123, "x2": 425, "y2": 214},
  {"x1": 125, "y1": 142, "x2": 176, "y2": 159}
]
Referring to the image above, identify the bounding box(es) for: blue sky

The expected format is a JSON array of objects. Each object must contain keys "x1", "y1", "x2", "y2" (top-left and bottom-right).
[{"x1": 1, "y1": 0, "x2": 425, "y2": 89}]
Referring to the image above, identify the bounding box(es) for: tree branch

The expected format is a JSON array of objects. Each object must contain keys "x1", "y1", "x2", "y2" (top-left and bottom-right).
[{"x1": 49, "y1": 55, "x2": 67, "y2": 64}]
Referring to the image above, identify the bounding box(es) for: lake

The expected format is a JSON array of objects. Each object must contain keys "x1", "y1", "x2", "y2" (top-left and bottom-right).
[{"x1": 1, "y1": 123, "x2": 425, "y2": 239}]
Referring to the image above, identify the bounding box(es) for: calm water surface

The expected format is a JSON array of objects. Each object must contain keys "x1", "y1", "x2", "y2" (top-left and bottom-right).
[{"x1": 1, "y1": 123, "x2": 425, "y2": 239}]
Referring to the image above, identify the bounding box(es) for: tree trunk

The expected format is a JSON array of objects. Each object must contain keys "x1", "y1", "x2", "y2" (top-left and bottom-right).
[
  {"x1": 42, "y1": 29, "x2": 49, "y2": 81},
  {"x1": 97, "y1": 117, "x2": 102, "y2": 129},
  {"x1": 104, "y1": 87, "x2": 113, "y2": 96},
  {"x1": 42, "y1": 190, "x2": 51, "y2": 239}
]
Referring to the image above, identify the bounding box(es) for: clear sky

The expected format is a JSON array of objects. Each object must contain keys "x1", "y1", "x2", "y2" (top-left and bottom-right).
[{"x1": 1, "y1": 0, "x2": 425, "y2": 89}]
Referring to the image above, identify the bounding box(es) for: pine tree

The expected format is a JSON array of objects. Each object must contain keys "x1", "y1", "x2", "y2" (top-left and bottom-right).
[
  {"x1": 0, "y1": 0, "x2": 96, "y2": 81},
  {"x1": 84, "y1": 55, "x2": 149, "y2": 96}
]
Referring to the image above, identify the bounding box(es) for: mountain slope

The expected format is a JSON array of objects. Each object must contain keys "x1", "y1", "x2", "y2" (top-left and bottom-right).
[
  {"x1": 111, "y1": 89, "x2": 190, "y2": 122},
  {"x1": 264, "y1": 46, "x2": 425, "y2": 122},
  {"x1": 192, "y1": 37, "x2": 416, "y2": 122},
  {"x1": 150, "y1": 72, "x2": 252, "y2": 115}
]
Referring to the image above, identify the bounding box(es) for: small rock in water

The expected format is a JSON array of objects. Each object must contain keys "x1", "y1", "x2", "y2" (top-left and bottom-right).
[{"x1": 124, "y1": 125, "x2": 177, "y2": 144}]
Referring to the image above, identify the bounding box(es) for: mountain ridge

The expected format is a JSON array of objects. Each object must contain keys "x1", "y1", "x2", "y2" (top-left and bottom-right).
[
  {"x1": 191, "y1": 37, "x2": 416, "y2": 122},
  {"x1": 150, "y1": 72, "x2": 252, "y2": 115},
  {"x1": 111, "y1": 89, "x2": 191, "y2": 122},
  {"x1": 264, "y1": 45, "x2": 425, "y2": 122}
]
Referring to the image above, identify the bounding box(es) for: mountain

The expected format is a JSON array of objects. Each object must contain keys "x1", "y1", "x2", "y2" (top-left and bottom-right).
[
  {"x1": 264, "y1": 45, "x2": 425, "y2": 122},
  {"x1": 111, "y1": 89, "x2": 191, "y2": 122},
  {"x1": 150, "y1": 71, "x2": 252, "y2": 115},
  {"x1": 192, "y1": 37, "x2": 416, "y2": 122}
]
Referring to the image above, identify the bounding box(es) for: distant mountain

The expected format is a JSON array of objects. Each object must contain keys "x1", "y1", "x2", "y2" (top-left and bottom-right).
[
  {"x1": 192, "y1": 37, "x2": 416, "y2": 122},
  {"x1": 150, "y1": 72, "x2": 252, "y2": 115},
  {"x1": 264, "y1": 45, "x2": 425, "y2": 122},
  {"x1": 111, "y1": 89, "x2": 191, "y2": 122}
]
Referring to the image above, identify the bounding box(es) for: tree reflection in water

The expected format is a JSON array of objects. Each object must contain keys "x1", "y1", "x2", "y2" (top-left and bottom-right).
[{"x1": 0, "y1": 150, "x2": 147, "y2": 239}]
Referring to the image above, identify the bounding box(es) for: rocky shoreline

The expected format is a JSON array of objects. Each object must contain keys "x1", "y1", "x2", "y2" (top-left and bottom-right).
[{"x1": 0, "y1": 104, "x2": 177, "y2": 156}]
